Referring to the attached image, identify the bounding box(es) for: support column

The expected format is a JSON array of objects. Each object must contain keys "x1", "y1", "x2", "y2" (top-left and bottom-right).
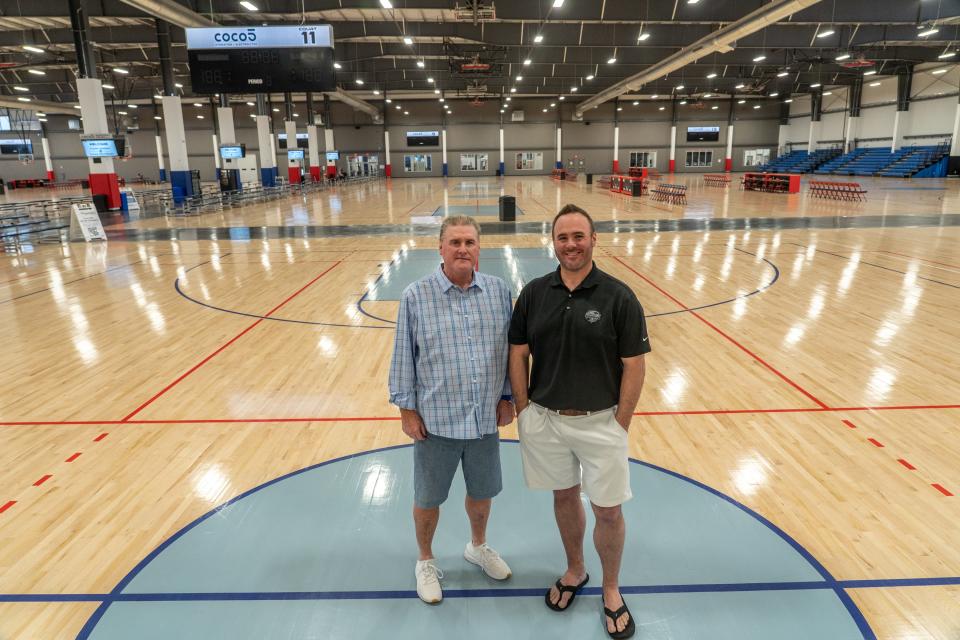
[
  {"x1": 306, "y1": 92, "x2": 321, "y2": 182},
  {"x1": 777, "y1": 100, "x2": 791, "y2": 157},
  {"x1": 949, "y1": 92, "x2": 960, "y2": 175},
  {"x1": 40, "y1": 125, "x2": 55, "y2": 181},
  {"x1": 158, "y1": 19, "x2": 192, "y2": 198},
  {"x1": 612, "y1": 100, "x2": 620, "y2": 173},
  {"x1": 845, "y1": 77, "x2": 863, "y2": 154},
  {"x1": 725, "y1": 95, "x2": 735, "y2": 172},
  {"x1": 892, "y1": 65, "x2": 913, "y2": 152},
  {"x1": 498, "y1": 106, "x2": 505, "y2": 175},
  {"x1": 71, "y1": 0, "x2": 120, "y2": 209},
  {"x1": 256, "y1": 94, "x2": 276, "y2": 187},
  {"x1": 669, "y1": 99, "x2": 678, "y2": 173},
  {"x1": 555, "y1": 107, "x2": 563, "y2": 170},
  {"x1": 383, "y1": 94, "x2": 392, "y2": 178},
  {"x1": 217, "y1": 94, "x2": 241, "y2": 190},
  {"x1": 153, "y1": 104, "x2": 165, "y2": 182},
  {"x1": 441, "y1": 124, "x2": 448, "y2": 177},
  {"x1": 323, "y1": 94, "x2": 336, "y2": 179},
  {"x1": 78, "y1": 79, "x2": 121, "y2": 210},
  {"x1": 284, "y1": 93, "x2": 301, "y2": 184},
  {"x1": 808, "y1": 90, "x2": 823, "y2": 154}
]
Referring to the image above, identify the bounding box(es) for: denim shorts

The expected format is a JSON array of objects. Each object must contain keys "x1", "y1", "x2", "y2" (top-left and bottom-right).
[{"x1": 413, "y1": 431, "x2": 502, "y2": 509}]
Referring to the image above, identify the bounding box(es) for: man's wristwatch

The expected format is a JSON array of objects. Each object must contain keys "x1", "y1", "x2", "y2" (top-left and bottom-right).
[{"x1": 500, "y1": 394, "x2": 512, "y2": 402}]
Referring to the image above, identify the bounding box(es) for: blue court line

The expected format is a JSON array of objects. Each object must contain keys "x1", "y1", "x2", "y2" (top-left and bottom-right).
[
  {"x1": 76, "y1": 441, "x2": 878, "y2": 639},
  {"x1": 174, "y1": 257, "x2": 394, "y2": 330},
  {"x1": 6, "y1": 577, "x2": 960, "y2": 604}
]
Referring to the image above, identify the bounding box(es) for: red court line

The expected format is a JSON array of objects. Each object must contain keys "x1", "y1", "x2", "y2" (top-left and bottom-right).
[
  {"x1": 65, "y1": 452, "x2": 82, "y2": 462},
  {"x1": 610, "y1": 255, "x2": 830, "y2": 409},
  {"x1": 897, "y1": 459, "x2": 917, "y2": 471},
  {"x1": 0, "y1": 500, "x2": 15, "y2": 514},
  {"x1": 932, "y1": 484, "x2": 954, "y2": 497},
  {"x1": 867, "y1": 438, "x2": 885, "y2": 448},
  {"x1": 842, "y1": 420, "x2": 857, "y2": 429},
  {"x1": 93, "y1": 432, "x2": 109, "y2": 442},
  {"x1": 33, "y1": 475, "x2": 52, "y2": 487},
  {"x1": 120, "y1": 261, "x2": 342, "y2": 422}
]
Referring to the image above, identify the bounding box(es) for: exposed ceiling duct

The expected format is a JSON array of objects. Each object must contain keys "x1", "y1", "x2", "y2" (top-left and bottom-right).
[
  {"x1": 116, "y1": 0, "x2": 217, "y2": 29},
  {"x1": 575, "y1": 0, "x2": 825, "y2": 117},
  {"x1": 331, "y1": 89, "x2": 381, "y2": 119},
  {"x1": 0, "y1": 97, "x2": 78, "y2": 115}
]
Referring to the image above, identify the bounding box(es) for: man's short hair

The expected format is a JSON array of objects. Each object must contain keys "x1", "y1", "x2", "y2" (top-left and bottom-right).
[
  {"x1": 440, "y1": 215, "x2": 481, "y2": 241},
  {"x1": 552, "y1": 204, "x2": 595, "y2": 236}
]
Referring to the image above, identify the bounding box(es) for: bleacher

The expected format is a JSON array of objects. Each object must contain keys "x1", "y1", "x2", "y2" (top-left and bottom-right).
[
  {"x1": 813, "y1": 143, "x2": 950, "y2": 178},
  {"x1": 878, "y1": 144, "x2": 950, "y2": 177},
  {"x1": 814, "y1": 148, "x2": 868, "y2": 175},
  {"x1": 758, "y1": 148, "x2": 841, "y2": 174}
]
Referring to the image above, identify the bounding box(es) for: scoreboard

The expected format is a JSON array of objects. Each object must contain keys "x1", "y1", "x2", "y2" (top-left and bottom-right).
[{"x1": 186, "y1": 25, "x2": 336, "y2": 94}]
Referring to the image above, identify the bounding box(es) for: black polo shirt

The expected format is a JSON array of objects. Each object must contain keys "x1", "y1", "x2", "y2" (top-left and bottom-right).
[{"x1": 509, "y1": 262, "x2": 651, "y2": 412}]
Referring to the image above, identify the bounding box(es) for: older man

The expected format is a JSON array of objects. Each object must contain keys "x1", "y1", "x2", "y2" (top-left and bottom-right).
[
  {"x1": 509, "y1": 204, "x2": 650, "y2": 639},
  {"x1": 388, "y1": 215, "x2": 515, "y2": 605}
]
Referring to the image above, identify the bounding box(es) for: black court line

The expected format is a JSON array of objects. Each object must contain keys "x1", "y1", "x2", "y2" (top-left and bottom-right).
[
  {"x1": 0, "y1": 259, "x2": 145, "y2": 305},
  {"x1": 788, "y1": 242, "x2": 960, "y2": 290}
]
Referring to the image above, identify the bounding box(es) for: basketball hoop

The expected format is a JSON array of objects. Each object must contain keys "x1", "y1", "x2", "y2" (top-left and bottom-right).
[{"x1": 18, "y1": 153, "x2": 34, "y2": 165}]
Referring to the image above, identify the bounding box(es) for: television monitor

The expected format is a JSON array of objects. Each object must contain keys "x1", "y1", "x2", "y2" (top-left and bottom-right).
[
  {"x1": 407, "y1": 131, "x2": 440, "y2": 146},
  {"x1": 81, "y1": 138, "x2": 119, "y2": 158},
  {"x1": 687, "y1": 126, "x2": 720, "y2": 142},
  {"x1": 325, "y1": 151, "x2": 340, "y2": 161},
  {"x1": 277, "y1": 133, "x2": 309, "y2": 149},
  {"x1": 288, "y1": 149, "x2": 305, "y2": 160},
  {"x1": 220, "y1": 144, "x2": 246, "y2": 159}
]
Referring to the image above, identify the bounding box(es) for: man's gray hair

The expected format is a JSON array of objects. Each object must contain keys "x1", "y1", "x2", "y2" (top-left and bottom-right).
[{"x1": 440, "y1": 215, "x2": 481, "y2": 240}]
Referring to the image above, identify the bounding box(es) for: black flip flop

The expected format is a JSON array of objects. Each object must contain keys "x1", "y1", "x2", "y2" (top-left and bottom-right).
[
  {"x1": 602, "y1": 596, "x2": 636, "y2": 639},
  {"x1": 544, "y1": 573, "x2": 589, "y2": 612}
]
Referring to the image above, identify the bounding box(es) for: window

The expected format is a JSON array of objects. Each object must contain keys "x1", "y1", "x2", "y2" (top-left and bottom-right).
[
  {"x1": 459, "y1": 153, "x2": 489, "y2": 171},
  {"x1": 629, "y1": 151, "x2": 657, "y2": 168},
  {"x1": 403, "y1": 154, "x2": 432, "y2": 172},
  {"x1": 743, "y1": 148, "x2": 771, "y2": 167},
  {"x1": 515, "y1": 151, "x2": 543, "y2": 170},
  {"x1": 685, "y1": 150, "x2": 713, "y2": 168}
]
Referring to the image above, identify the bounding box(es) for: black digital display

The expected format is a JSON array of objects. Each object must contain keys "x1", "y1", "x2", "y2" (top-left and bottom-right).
[
  {"x1": 407, "y1": 131, "x2": 440, "y2": 147},
  {"x1": 188, "y1": 47, "x2": 337, "y2": 94},
  {"x1": 687, "y1": 126, "x2": 720, "y2": 142},
  {"x1": 0, "y1": 139, "x2": 33, "y2": 155}
]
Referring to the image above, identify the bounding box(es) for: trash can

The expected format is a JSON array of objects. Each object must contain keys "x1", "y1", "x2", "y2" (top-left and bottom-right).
[
  {"x1": 586, "y1": 173, "x2": 593, "y2": 185},
  {"x1": 498, "y1": 195, "x2": 516, "y2": 222},
  {"x1": 630, "y1": 180, "x2": 643, "y2": 197},
  {"x1": 92, "y1": 193, "x2": 109, "y2": 213}
]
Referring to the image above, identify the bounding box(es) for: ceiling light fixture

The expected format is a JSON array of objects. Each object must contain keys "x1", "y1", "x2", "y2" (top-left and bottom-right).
[
  {"x1": 679, "y1": 100, "x2": 687, "y2": 105},
  {"x1": 932, "y1": 68, "x2": 948, "y2": 74},
  {"x1": 939, "y1": 51, "x2": 956, "y2": 59},
  {"x1": 918, "y1": 28, "x2": 939, "y2": 37},
  {"x1": 17, "y1": 97, "x2": 30, "y2": 102},
  {"x1": 112, "y1": 67, "x2": 129, "y2": 74},
  {"x1": 632, "y1": 100, "x2": 639, "y2": 105},
  {"x1": 735, "y1": 83, "x2": 745, "y2": 89},
  {"x1": 356, "y1": 78, "x2": 364, "y2": 85},
  {"x1": 27, "y1": 69, "x2": 45, "y2": 75},
  {"x1": 417, "y1": 60, "x2": 425, "y2": 68},
  {"x1": 246, "y1": 101, "x2": 255, "y2": 106},
  {"x1": 553, "y1": 0, "x2": 564, "y2": 7},
  {"x1": 174, "y1": 82, "x2": 183, "y2": 88},
  {"x1": 835, "y1": 53, "x2": 851, "y2": 61},
  {"x1": 785, "y1": 98, "x2": 793, "y2": 103},
  {"x1": 707, "y1": 72, "x2": 717, "y2": 79},
  {"x1": 658, "y1": 106, "x2": 665, "y2": 111},
  {"x1": 428, "y1": 77, "x2": 434, "y2": 83},
  {"x1": 864, "y1": 70, "x2": 877, "y2": 76},
  {"x1": 558, "y1": 96, "x2": 565, "y2": 100},
  {"x1": 13, "y1": 86, "x2": 28, "y2": 92},
  {"x1": 869, "y1": 81, "x2": 881, "y2": 87},
  {"x1": 777, "y1": 71, "x2": 789, "y2": 77},
  {"x1": 434, "y1": 89, "x2": 440, "y2": 94},
  {"x1": 607, "y1": 57, "x2": 617, "y2": 64},
  {"x1": 510, "y1": 87, "x2": 517, "y2": 93},
  {"x1": 403, "y1": 36, "x2": 413, "y2": 45},
  {"x1": 810, "y1": 82, "x2": 821, "y2": 88},
  {"x1": 534, "y1": 34, "x2": 544, "y2": 43},
  {"x1": 586, "y1": 74, "x2": 594, "y2": 80},
  {"x1": 769, "y1": 92, "x2": 779, "y2": 97},
  {"x1": 738, "y1": 99, "x2": 746, "y2": 104},
  {"x1": 127, "y1": 104, "x2": 138, "y2": 109},
  {"x1": 239, "y1": 1, "x2": 258, "y2": 10},
  {"x1": 753, "y1": 55, "x2": 766, "y2": 62},
  {"x1": 753, "y1": 104, "x2": 761, "y2": 109},
  {"x1": 103, "y1": 84, "x2": 115, "y2": 89},
  {"x1": 816, "y1": 29, "x2": 835, "y2": 38},
  {"x1": 651, "y1": 94, "x2": 658, "y2": 99},
  {"x1": 523, "y1": 58, "x2": 532, "y2": 65},
  {"x1": 118, "y1": 110, "x2": 128, "y2": 115},
  {"x1": 516, "y1": 75, "x2": 523, "y2": 81},
  {"x1": 379, "y1": 0, "x2": 393, "y2": 8},
  {"x1": 570, "y1": 86, "x2": 578, "y2": 92},
  {"x1": 373, "y1": 89, "x2": 381, "y2": 95},
  {"x1": 23, "y1": 45, "x2": 44, "y2": 53},
  {"x1": 637, "y1": 32, "x2": 650, "y2": 41},
  {"x1": 822, "y1": 91, "x2": 832, "y2": 95},
  {"x1": 712, "y1": 105, "x2": 719, "y2": 110}
]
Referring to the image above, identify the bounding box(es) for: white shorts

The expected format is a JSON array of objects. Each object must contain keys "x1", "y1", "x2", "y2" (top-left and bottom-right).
[{"x1": 517, "y1": 402, "x2": 632, "y2": 508}]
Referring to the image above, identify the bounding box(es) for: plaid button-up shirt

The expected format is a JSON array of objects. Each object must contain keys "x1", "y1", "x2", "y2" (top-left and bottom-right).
[{"x1": 388, "y1": 265, "x2": 512, "y2": 439}]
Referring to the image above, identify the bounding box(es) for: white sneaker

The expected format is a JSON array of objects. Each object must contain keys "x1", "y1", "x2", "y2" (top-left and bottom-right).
[
  {"x1": 415, "y1": 560, "x2": 443, "y2": 604},
  {"x1": 464, "y1": 542, "x2": 512, "y2": 580}
]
